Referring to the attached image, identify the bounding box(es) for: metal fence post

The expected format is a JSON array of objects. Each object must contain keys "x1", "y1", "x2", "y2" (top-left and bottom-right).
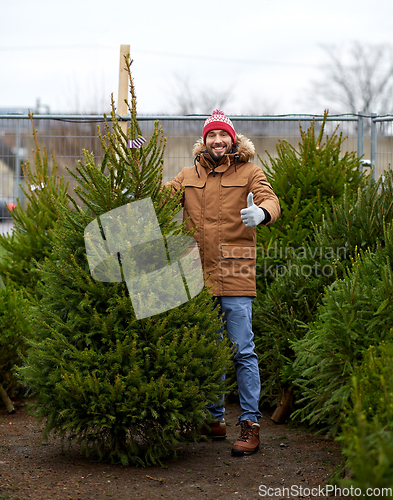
[
  {"x1": 370, "y1": 112, "x2": 377, "y2": 180},
  {"x1": 13, "y1": 120, "x2": 22, "y2": 202},
  {"x1": 357, "y1": 111, "x2": 364, "y2": 166}
]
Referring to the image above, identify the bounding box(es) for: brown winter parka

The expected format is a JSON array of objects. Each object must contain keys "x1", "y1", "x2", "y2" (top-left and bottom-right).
[{"x1": 164, "y1": 134, "x2": 281, "y2": 297}]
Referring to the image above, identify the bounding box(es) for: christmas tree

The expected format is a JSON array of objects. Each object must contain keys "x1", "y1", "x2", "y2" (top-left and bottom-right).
[
  {"x1": 0, "y1": 276, "x2": 30, "y2": 413},
  {"x1": 255, "y1": 111, "x2": 364, "y2": 287},
  {"x1": 0, "y1": 122, "x2": 68, "y2": 411},
  {"x1": 20, "y1": 57, "x2": 231, "y2": 466},
  {"x1": 0, "y1": 117, "x2": 69, "y2": 298},
  {"x1": 252, "y1": 113, "x2": 365, "y2": 420},
  {"x1": 292, "y1": 216, "x2": 393, "y2": 437}
]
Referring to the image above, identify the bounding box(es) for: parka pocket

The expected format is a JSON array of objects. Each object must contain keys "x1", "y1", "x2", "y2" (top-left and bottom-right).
[
  {"x1": 182, "y1": 179, "x2": 206, "y2": 228},
  {"x1": 218, "y1": 243, "x2": 256, "y2": 292},
  {"x1": 183, "y1": 178, "x2": 207, "y2": 189},
  {"x1": 220, "y1": 176, "x2": 248, "y2": 220},
  {"x1": 220, "y1": 177, "x2": 248, "y2": 188},
  {"x1": 183, "y1": 178, "x2": 206, "y2": 205}
]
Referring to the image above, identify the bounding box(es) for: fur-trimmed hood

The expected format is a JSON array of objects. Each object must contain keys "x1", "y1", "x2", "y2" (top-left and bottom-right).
[{"x1": 192, "y1": 134, "x2": 255, "y2": 163}]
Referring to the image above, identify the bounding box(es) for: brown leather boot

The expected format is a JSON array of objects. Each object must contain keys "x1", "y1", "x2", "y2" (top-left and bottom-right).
[
  {"x1": 199, "y1": 419, "x2": 227, "y2": 440},
  {"x1": 231, "y1": 420, "x2": 260, "y2": 456}
]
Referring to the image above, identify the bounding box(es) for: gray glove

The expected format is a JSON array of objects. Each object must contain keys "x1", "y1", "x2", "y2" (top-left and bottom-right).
[{"x1": 240, "y1": 193, "x2": 265, "y2": 227}]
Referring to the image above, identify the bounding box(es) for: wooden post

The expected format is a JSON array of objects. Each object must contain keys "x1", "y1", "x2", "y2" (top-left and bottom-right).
[
  {"x1": 0, "y1": 382, "x2": 15, "y2": 414},
  {"x1": 271, "y1": 387, "x2": 293, "y2": 424},
  {"x1": 118, "y1": 44, "x2": 130, "y2": 136}
]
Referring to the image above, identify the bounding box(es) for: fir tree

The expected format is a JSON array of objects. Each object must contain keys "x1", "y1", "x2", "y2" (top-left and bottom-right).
[
  {"x1": 0, "y1": 118, "x2": 69, "y2": 297},
  {"x1": 0, "y1": 276, "x2": 30, "y2": 412},
  {"x1": 255, "y1": 111, "x2": 364, "y2": 290},
  {"x1": 0, "y1": 126, "x2": 68, "y2": 410},
  {"x1": 253, "y1": 113, "x2": 365, "y2": 417},
  {"x1": 291, "y1": 219, "x2": 393, "y2": 437},
  {"x1": 20, "y1": 57, "x2": 231, "y2": 466},
  {"x1": 315, "y1": 171, "x2": 393, "y2": 258},
  {"x1": 254, "y1": 170, "x2": 393, "y2": 412},
  {"x1": 338, "y1": 343, "x2": 393, "y2": 492}
]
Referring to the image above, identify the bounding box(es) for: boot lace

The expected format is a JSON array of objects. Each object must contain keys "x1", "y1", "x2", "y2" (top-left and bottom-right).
[{"x1": 237, "y1": 421, "x2": 253, "y2": 442}]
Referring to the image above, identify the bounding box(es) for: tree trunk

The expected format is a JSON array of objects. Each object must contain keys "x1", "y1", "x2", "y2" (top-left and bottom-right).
[
  {"x1": 271, "y1": 387, "x2": 293, "y2": 424},
  {"x1": 0, "y1": 382, "x2": 15, "y2": 414}
]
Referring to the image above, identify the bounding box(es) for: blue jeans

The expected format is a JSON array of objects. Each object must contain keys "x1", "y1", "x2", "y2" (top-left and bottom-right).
[{"x1": 207, "y1": 296, "x2": 262, "y2": 423}]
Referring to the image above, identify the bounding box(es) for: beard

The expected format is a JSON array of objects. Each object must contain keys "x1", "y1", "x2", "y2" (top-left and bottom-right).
[{"x1": 206, "y1": 143, "x2": 233, "y2": 162}]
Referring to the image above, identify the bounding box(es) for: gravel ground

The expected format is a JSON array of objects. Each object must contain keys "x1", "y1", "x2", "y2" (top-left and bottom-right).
[{"x1": 0, "y1": 399, "x2": 347, "y2": 500}]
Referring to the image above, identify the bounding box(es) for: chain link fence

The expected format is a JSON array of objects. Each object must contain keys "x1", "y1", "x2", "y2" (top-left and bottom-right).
[{"x1": 0, "y1": 113, "x2": 392, "y2": 230}]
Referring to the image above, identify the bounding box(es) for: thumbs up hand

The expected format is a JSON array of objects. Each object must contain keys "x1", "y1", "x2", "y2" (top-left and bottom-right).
[{"x1": 240, "y1": 193, "x2": 265, "y2": 227}]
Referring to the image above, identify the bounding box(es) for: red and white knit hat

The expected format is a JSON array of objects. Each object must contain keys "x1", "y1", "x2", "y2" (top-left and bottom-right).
[{"x1": 202, "y1": 109, "x2": 236, "y2": 144}]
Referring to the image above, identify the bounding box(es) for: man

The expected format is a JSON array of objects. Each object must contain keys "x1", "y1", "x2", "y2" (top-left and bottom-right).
[{"x1": 165, "y1": 109, "x2": 280, "y2": 456}]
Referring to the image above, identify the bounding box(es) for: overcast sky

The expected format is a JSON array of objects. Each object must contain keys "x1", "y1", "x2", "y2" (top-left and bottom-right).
[{"x1": 1, "y1": 0, "x2": 392, "y2": 115}]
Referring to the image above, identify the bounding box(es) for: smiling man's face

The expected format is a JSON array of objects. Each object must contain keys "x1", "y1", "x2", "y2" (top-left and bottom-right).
[{"x1": 205, "y1": 129, "x2": 233, "y2": 161}]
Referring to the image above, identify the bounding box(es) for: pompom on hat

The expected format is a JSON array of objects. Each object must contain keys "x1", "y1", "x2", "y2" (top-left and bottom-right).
[{"x1": 202, "y1": 109, "x2": 236, "y2": 145}]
